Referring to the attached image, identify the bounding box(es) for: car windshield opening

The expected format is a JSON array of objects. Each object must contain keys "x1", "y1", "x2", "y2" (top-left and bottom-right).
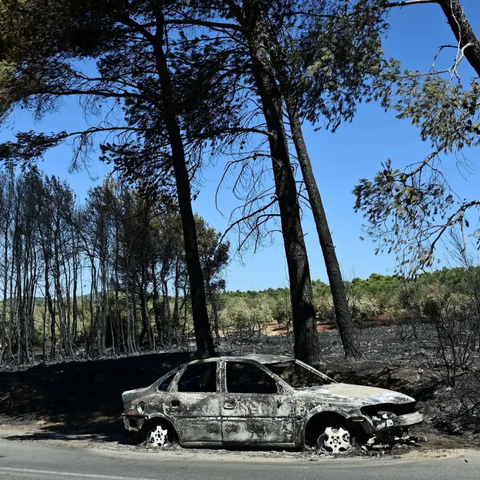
[{"x1": 266, "y1": 361, "x2": 334, "y2": 388}]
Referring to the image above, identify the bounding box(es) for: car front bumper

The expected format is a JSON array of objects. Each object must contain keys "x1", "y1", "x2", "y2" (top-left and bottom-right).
[{"x1": 366, "y1": 411, "x2": 424, "y2": 432}]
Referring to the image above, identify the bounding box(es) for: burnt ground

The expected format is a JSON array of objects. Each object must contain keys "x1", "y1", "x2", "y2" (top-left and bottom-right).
[{"x1": 1, "y1": 321, "x2": 480, "y2": 455}]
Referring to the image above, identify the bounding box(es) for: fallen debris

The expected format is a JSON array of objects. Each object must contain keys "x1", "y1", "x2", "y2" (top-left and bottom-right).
[
  {"x1": 314, "y1": 433, "x2": 427, "y2": 457},
  {"x1": 361, "y1": 434, "x2": 427, "y2": 455}
]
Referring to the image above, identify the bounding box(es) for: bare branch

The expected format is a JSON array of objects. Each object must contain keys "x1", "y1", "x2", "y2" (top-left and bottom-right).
[
  {"x1": 426, "y1": 200, "x2": 480, "y2": 264},
  {"x1": 219, "y1": 199, "x2": 277, "y2": 245}
]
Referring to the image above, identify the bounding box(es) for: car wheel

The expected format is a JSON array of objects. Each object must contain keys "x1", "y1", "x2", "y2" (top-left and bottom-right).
[
  {"x1": 146, "y1": 424, "x2": 171, "y2": 448},
  {"x1": 316, "y1": 426, "x2": 352, "y2": 454}
]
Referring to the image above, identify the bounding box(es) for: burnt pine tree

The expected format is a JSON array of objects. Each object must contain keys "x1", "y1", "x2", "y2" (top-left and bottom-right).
[
  {"x1": 436, "y1": 0, "x2": 480, "y2": 76},
  {"x1": 146, "y1": 9, "x2": 216, "y2": 357},
  {"x1": 160, "y1": 0, "x2": 383, "y2": 361},
  {"x1": 0, "y1": 0, "x2": 321, "y2": 363},
  {"x1": 0, "y1": 0, "x2": 216, "y2": 357},
  {"x1": 387, "y1": 0, "x2": 480, "y2": 77},
  {"x1": 187, "y1": 0, "x2": 385, "y2": 359},
  {"x1": 140, "y1": 0, "x2": 321, "y2": 363},
  {"x1": 221, "y1": 0, "x2": 321, "y2": 364},
  {"x1": 263, "y1": 1, "x2": 387, "y2": 359}
]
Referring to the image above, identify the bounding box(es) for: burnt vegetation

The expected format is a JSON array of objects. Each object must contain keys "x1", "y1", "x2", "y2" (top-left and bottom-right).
[
  {"x1": 1, "y1": 0, "x2": 480, "y2": 453},
  {"x1": 0, "y1": 168, "x2": 229, "y2": 365},
  {"x1": 2, "y1": 263, "x2": 480, "y2": 446}
]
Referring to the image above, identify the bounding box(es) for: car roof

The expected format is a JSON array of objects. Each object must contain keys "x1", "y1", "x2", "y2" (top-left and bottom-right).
[
  {"x1": 236, "y1": 354, "x2": 293, "y2": 364},
  {"x1": 187, "y1": 354, "x2": 293, "y2": 365}
]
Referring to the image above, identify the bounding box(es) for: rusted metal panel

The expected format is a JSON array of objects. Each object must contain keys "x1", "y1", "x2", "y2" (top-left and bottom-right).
[
  {"x1": 167, "y1": 392, "x2": 222, "y2": 443},
  {"x1": 221, "y1": 393, "x2": 294, "y2": 444},
  {"x1": 223, "y1": 417, "x2": 295, "y2": 445}
]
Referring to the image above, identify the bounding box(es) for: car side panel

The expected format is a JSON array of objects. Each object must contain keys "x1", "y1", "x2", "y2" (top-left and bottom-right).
[
  {"x1": 167, "y1": 392, "x2": 222, "y2": 444},
  {"x1": 221, "y1": 393, "x2": 295, "y2": 445}
]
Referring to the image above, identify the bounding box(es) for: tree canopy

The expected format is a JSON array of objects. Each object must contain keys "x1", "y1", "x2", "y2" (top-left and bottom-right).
[{"x1": 354, "y1": 0, "x2": 480, "y2": 274}]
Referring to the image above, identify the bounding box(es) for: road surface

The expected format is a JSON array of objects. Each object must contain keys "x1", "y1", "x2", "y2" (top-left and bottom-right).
[{"x1": 0, "y1": 431, "x2": 478, "y2": 480}]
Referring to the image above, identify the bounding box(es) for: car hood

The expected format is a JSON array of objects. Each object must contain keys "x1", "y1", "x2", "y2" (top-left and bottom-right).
[{"x1": 293, "y1": 383, "x2": 415, "y2": 405}]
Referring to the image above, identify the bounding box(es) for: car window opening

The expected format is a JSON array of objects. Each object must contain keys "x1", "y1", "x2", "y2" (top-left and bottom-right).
[
  {"x1": 178, "y1": 362, "x2": 217, "y2": 393},
  {"x1": 226, "y1": 362, "x2": 277, "y2": 394},
  {"x1": 266, "y1": 361, "x2": 334, "y2": 388}
]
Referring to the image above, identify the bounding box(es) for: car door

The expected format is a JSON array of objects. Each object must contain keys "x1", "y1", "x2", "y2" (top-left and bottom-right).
[
  {"x1": 221, "y1": 361, "x2": 294, "y2": 446},
  {"x1": 166, "y1": 360, "x2": 222, "y2": 445}
]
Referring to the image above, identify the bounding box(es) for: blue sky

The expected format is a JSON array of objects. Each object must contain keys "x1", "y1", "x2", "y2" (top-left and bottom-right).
[{"x1": 1, "y1": 1, "x2": 480, "y2": 292}]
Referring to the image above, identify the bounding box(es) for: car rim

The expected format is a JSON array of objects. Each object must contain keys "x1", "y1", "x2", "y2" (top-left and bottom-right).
[
  {"x1": 147, "y1": 425, "x2": 169, "y2": 447},
  {"x1": 320, "y1": 427, "x2": 351, "y2": 454}
]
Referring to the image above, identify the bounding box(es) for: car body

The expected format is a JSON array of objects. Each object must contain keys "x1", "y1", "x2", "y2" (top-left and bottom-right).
[{"x1": 121, "y1": 355, "x2": 423, "y2": 451}]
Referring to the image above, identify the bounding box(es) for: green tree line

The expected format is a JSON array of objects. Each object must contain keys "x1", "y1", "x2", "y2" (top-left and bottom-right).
[{"x1": 220, "y1": 268, "x2": 480, "y2": 335}]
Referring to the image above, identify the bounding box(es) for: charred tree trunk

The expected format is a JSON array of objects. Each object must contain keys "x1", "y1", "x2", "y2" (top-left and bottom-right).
[
  {"x1": 151, "y1": 15, "x2": 215, "y2": 358},
  {"x1": 436, "y1": 0, "x2": 480, "y2": 77},
  {"x1": 0, "y1": 199, "x2": 11, "y2": 365},
  {"x1": 53, "y1": 229, "x2": 69, "y2": 358},
  {"x1": 172, "y1": 256, "x2": 181, "y2": 342},
  {"x1": 209, "y1": 284, "x2": 221, "y2": 345},
  {"x1": 286, "y1": 101, "x2": 363, "y2": 359},
  {"x1": 98, "y1": 230, "x2": 108, "y2": 357},
  {"x1": 125, "y1": 272, "x2": 136, "y2": 354},
  {"x1": 204, "y1": 262, "x2": 221, "y2": 344},
  {"x1": 23, "y1": 221, "x2": 37, "y2": 364},
  {"x1": 238, "y1": 0, "x2": 320, "y2": 365},
  {"x1": 113, "y1": 214, "x2": 125, "y2": 353},
  {"x1": 139, "y1": 282, "x2": 153, "y2": 349},
  {"x1": 151, "y1": 258, "x2": 162, "y2": 346},
  {"x1": 8, "y1": 239, "x2": 15, "y2": 364},
  {"x1": 14, "y1": 226, "x2": 25, "y2": 364},
  {"x1": 140, "y1": 270, "x2": 153, "y2": 350},
  {"x1": 72, "y1": 233, "x2": 79, "y2": 344},
  {"x1": 44, "y1": 264, "x2": 56, "y2": 360},
  {"x1": 163, "y1": 278, "x2": 173, "y2": 346}
]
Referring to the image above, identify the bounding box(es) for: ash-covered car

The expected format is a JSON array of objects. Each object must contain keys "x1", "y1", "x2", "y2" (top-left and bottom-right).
[{"x1": 122, "y1": 355, "x2": 423, "y2": 453}]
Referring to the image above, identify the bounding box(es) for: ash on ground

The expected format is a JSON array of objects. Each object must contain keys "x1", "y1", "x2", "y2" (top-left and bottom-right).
[{"x1": 1, "y1": 321, "x2": 480, "y2": 452}]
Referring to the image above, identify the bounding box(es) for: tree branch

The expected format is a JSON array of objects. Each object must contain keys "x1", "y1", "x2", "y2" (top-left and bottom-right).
[
  {"x1": 426, "y1": 200, "x2": 480, "y2": 264},
  {"x1": 436, "y1": 0, "x2": 480, "y2": 77},
  {"x1": 166, "y1": 18, "x2": 241, "y2": 32},
  {"x1": 387, "y1": 0, "x2": 438, "y2": 7},
  {"x1": 220, "y1": 199, "x2": 277, "y2": 245}
]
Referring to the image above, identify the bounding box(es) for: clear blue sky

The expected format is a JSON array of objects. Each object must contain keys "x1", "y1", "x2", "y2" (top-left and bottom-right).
[{"x1": 1, "y1": 1, "x2": 479, "y2": 292}]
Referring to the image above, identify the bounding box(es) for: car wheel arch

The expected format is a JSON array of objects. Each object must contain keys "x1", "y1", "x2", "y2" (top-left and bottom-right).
[
  {"x1": 142, "y1": 415, "x2": 180, "y2": 445},
  {"x1": 303, "y1": 411, "x2": 351, "y2": 447}
]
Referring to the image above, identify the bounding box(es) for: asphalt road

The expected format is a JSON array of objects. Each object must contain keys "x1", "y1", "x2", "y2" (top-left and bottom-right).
[{"x1": 0, "y1": 436, "x2": 479, "y2": 480}]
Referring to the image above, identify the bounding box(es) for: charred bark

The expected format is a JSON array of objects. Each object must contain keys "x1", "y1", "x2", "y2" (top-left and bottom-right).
[
  {"x1": 151, "y1": 258, "x2": 162, "y2": 346},
  {"x1": 287, "y1": 101, "x2": 363, "y2": 360},
  {"x1": 437, "y1": 0, "x2": 480, "y2": 77},
  {"x1": 387, "y1": 1, "x2": 480, "y2": 75},
  {"x1": 238, "y1": 0, "x2": 320, "y2": 365},
  {"x1": 152, "y1": 15, "x2": 215, "y2": 358}
]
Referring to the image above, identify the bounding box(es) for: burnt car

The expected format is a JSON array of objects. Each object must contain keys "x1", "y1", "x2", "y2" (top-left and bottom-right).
[{"x1": 122, "y1": 355, "x2": 423, "y2": 453}]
